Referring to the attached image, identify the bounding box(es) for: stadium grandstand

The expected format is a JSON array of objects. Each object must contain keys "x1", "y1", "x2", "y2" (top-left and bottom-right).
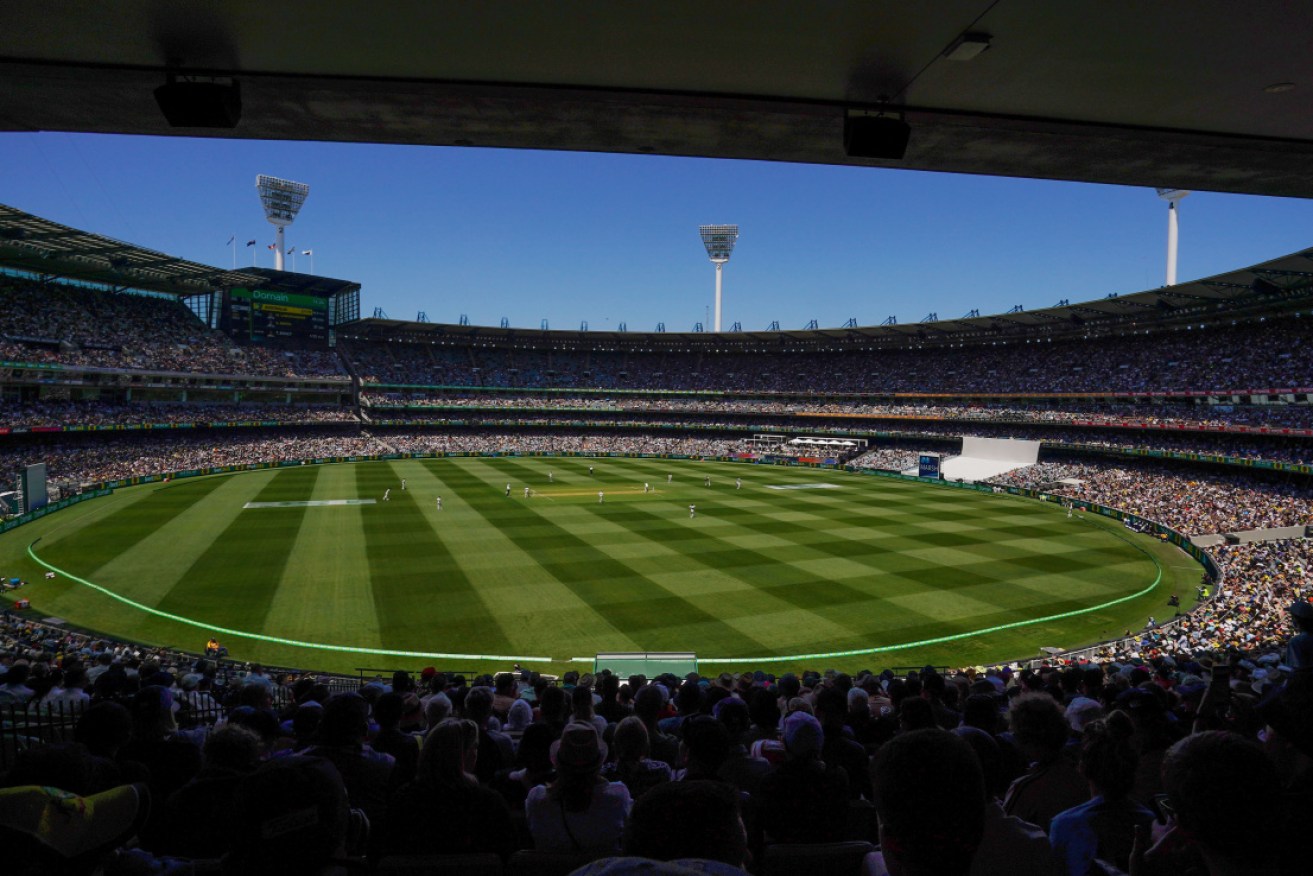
[{"x1": 2, "y1": 5, "x2": 1312, "y2": 876}]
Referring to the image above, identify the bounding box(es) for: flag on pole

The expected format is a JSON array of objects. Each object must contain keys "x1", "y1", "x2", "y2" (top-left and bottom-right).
[
  {"x1": 227, "y1": 236, "x2": 235, "y2": 246},
  {"x1": 302, "y1": 250, "x2": 313, "y2": 255},
  {"x1": 246, "y1": 240, "x2": 256, "y2": 247},
  {"x1": 267, "y1": 244, "x2": 276, "y2": 251}
]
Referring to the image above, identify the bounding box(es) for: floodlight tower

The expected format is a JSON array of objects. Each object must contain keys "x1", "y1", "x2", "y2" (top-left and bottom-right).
[
  {"x1": 699, "y1": 224, "x2": 739, "y2": 332},
  {"x1": 1156, "y1": 188, "x2": 1189, "y2": 286},
  {"x1": 256, "y1": 175, "x2": 310, "y2": 271}
]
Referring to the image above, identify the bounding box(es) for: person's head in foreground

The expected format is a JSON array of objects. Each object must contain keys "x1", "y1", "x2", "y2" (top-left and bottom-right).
[{"x1": 872, "y1": 728, "x2": 985, "y2": 876}]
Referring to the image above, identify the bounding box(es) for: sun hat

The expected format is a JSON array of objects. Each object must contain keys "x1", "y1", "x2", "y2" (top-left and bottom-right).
[
  {"x1": 551, "y1": 721, "x2": 607, "y2": 773},
  {"x1": 0, "y1": 783, "x2": 147, "y2": 858}
]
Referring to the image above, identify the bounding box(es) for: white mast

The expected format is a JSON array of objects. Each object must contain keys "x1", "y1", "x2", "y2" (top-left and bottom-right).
[{"x1": 1156, "y1": 188, "x2": 1189, "y2": 286}]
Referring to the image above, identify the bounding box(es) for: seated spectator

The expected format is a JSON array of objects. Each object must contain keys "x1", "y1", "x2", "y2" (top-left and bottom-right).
[
  {"x1": 604, "y1": 715, "x2": 671, "y2": 801},
  {"x1": 384, "y1": 717, "x2": 516, "y2": 859},
  {"x1": 223, "y1": 755, "x2": 354, "y2": 876},
  {"x1": 1137, "y1": 731, "x2": 1285, "y2": 876},
  {"x1": 491, "y1": 672, "x2": 519, "y2": 719},
  {"x1": 633, "y1": 683, "x2": 681, "y2": 766},
  {"x1": 38, "y1": 665, "x2": 90, "y2": 714},
  {"x1": 572, "y1": 683, "x2": 608, "y2": 736},
  {"x1": 754, "y1": 711, "x2": 848, "y2": 844},
  {"x1": 117, "y1": 686, "x2": 202, "y2": 844},
  {"x1": 596, "y1": 672, "x2": 630, "y2": 725},
  {"x1": 301, "y1": 693, "x2": 394, "y2": 841},
  {"x1": 676, "y1": 714, "x2": 732, "y2": 782},
  {"x1": 745, "y1": 687, "x2": 781, "y2": 746},
  {"x1": 0, "y1": 663, "x2": 35, "y2": 705},
  {"x1": 526, "y1": 720, "x2": 632, "y2": 854},
  {"x1": 465, "y1": 686, "x2": 515, "y2": 785},
  {"x1": 712, "y1": 697, "x2": 771, "y2": 795},
  {"x1": 1003, "y1": 693, "x2": 1089, "y2": 832},
  {"x1": 154, "y1": 724, "x2": 262, "y2": 858},
  {"x1": 370, "y1": 691, "x2": 419, "y2": 785},
  {"x1": 506, "y1": 721, "x2": 558, "y2": 808},
  {"x1": 947, "y1": 727, "x2": 1062, "y2": 876},
  {"x1": 1257, "y1": 670, "x2": 1313, "y2": 876},
  {"x1": 815, "y1": 685, "x2": 872, "y2": 800},
  {"x1": 1048, "y1": 711, "x2": 1154, "y2": 876},
  {"x1": 506, "y1": 697, "x2": 534, "y2": 738},
  {"x1": 615, "y1": 779, "x2": 750, "y2": 872},
  {"x1": 1287, "y1": 600, "x2": 1313, "y2": 669},
  {"x1": 866, "y1": 728, "x2": 986, "y2": 876}
]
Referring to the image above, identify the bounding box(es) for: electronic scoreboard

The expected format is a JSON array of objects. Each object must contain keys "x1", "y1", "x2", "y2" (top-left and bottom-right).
[{"x1": 223, "y1": 287, "x2": 329, "y2": 346}]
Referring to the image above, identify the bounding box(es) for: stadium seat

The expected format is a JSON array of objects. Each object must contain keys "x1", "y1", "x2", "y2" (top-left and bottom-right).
[
  {"x1": 759, "y1": 840, "x2": 877, "y2": 876},
  {"x1": 375, "y1": 853, "x2": 503, "y2": 875}
]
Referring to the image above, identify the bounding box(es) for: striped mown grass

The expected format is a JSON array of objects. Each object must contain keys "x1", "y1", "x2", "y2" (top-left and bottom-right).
[{"x1": 1, "y1": 458, "x2": 1202, "y2": 674}]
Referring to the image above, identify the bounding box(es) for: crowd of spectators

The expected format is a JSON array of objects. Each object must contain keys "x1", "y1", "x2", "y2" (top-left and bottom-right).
[
  {"x1": 985, "y1": 460, "x2": 1313, "y2": 536},
  {"x1": 345, "y1": 317, "x2": 1313, "y2": 394},
  {"x1": 342, "y1": 340, "x2": 473, "y2": 386},
  {"x1": 1, "y1": 278, "x2": 347, "y2": 379},
  {"x1": 0, "y1": 431, "x2": 769, "y2": 493},
  {"x1": 2, "y1": 604, "x2": 1309, "y2": 875},
  {"x1": 377, "y1": 431, "x2": 755, "y2": 459},
  {"x1": 1150, "y1": 538, "x2": 1313, "y2": 657},
  {"x1": 1050, "y1": 464, "x2": 1313, "y2": 536},
  {"x1": 0, "y1": 401, "x2": 358, "y2": 429},
  {"x1": 848, "y1": 448, "x2": 924, "y2": 472},
  {"x1": 0, "y1": 429, "x2": 387, "y2": 490},
  {"x1": 362, "y1": 392, "x2": 1313, "y2": 431},
  {"x1": 362, "y1": 408, "x2": 1313, "y2": 465}
]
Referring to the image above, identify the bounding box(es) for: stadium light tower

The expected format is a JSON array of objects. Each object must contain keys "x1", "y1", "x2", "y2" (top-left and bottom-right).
[
  {"x1": 1156, "y1": 188, "x2": 1189, "y2": 286},
  {"x1": 257, "y1": 175, "x2": 310, "y2": 271},
  {"x1": 699, "y1": 224, "x2": 739, "y2": 332}
]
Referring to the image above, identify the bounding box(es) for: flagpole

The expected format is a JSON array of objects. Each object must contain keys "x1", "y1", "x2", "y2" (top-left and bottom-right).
[{"x1": 230, "y1": 235, "x2": 236, "y2": 269}]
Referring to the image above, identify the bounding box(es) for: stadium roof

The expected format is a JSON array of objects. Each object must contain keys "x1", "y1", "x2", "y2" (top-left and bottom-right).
[
  {"x1": 0, "y1": 203, "x2": 358, "y2": 298},
  {"x1": 3, "y1": 4, "x2": 1313, "y2": 198},
  {"x1": 340, "y1": 246, "x2": 1313, "y2": 349}
]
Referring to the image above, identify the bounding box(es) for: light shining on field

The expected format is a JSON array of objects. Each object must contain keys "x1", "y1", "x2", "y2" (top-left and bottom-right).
[{"x1": 3, "y1": 458, "x2": 1200, "y2": 674}]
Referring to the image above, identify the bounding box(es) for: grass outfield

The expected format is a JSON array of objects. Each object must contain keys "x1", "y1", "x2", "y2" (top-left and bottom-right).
[{"x1": 0, "y1": 458, "x2": 1202, "y2": 675}]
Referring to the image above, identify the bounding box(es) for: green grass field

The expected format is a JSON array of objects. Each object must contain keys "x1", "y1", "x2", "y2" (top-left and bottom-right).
[{"x1": 0, "y1": 458, "x2": 1201, "y2": 675}]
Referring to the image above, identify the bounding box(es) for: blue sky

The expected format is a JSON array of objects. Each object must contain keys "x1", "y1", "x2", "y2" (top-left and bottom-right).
[{"x1": 5, "y1": 131, "x2": 1313, "y2": 332}]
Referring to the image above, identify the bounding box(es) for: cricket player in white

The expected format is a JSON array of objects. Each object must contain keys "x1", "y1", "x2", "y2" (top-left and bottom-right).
[
  {"x1": 667, "y1": 474, "x2": 672, "y2": 484},
  {"x1": 506, "y1": 483, "x2": 511, "y2": 497},
  {"x1": 435, "y1": 497, "x2": 442, "y2": 511},
  {"x1": 689, "y1": 504, "x2": 696, "y2": 518},
  {"x1": 549, "y1": 472, "x2": 554, "y2": 482},
  {"x1": 736, "y1": 478, "x2": 742, "y2": 490},
  {"x1": 401, "y1": 479, "x2": 407, "y2": 491},
  {"x1": 598, "y1": 491, "x2": 604, "y2": 504},
  {"x1": 524, "y1": 486, "x2": 531, "y2": 498},
  {"x1": 383, "y1": 489, "x2": 390, "y2": 501}
]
